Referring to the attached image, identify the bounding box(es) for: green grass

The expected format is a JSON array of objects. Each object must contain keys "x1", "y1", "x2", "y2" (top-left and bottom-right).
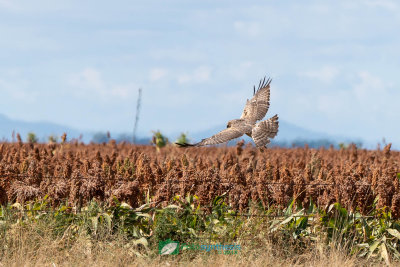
[{"x1": 0, "y1": 194, "x2": 399, "y2": 266}]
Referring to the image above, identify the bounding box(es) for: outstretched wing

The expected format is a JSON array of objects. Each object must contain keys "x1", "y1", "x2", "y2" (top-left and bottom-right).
[
  {"x1": 240, "y1": 77, "x2": 271, "y2": 124},
  {"x1": 176, "y1": 127, "x2": 245, "y2": 147}
]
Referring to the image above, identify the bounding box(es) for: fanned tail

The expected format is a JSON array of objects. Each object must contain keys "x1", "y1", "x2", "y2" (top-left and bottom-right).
[
  {"x1": 175, "y1": 142, "x2": 196, "y2": 147},
  {"x1": 251, "y1": 114, "x2": 279, "y2": 148}
]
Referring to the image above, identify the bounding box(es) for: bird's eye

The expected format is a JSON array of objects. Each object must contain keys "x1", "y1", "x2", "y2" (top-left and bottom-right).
[{"x1": 227, "y1": 124, "x2": 230, "y2": 128}]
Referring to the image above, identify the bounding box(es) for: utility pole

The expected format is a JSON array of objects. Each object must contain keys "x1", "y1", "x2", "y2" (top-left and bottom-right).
[{"x1": 133, "y1": 88, "x2": 142, "y2": 144}]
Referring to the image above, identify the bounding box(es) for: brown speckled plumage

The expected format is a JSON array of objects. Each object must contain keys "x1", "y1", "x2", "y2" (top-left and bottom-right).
[{"x1": 178, "y1": 77, "x2": 279, "y2": 148}]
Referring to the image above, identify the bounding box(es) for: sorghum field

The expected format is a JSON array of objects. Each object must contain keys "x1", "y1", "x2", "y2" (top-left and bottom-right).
[
  {"x1": 1, "y1": 141, "x2": 399, "y2": 213},
  {"x1": 0, "y1": 140, "x2": 399, "y2": 266}
]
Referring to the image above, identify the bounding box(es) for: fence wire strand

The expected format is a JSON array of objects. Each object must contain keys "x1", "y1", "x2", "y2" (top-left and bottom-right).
[
  {"x1": 0, "y1": 173, "x2": 388, "y2": 220},
  {"x1": 0, "y1": 173, "x2": 379, "y2": 186},
  {"x1": 0, "y1": 208, "x2": 380, "y2": 219}
]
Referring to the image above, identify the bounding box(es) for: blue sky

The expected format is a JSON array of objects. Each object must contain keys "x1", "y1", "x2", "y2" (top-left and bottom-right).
[{"x1": 0, "y1": 0, "x2": 399, "y2": 145}]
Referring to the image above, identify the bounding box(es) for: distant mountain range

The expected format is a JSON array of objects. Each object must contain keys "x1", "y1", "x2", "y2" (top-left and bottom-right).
[
  {"x1": 173, "y1": 121, "x2": 364, "y2": 148},
  {"x1": 0, "y1": 114, "x2": 151, "y2": 144},
  {"x1": 0, "y1": 113, "x2": 364, "y2": 148},
  {"x1": 0, "y1": 114, "x2": 89, "y2": 142},
  {"x1": 187, "y1": 120, "x2": 334, "y2": 142}
]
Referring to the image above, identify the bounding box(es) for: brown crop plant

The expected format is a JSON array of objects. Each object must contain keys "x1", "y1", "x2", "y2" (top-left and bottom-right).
[{"x1": 0, "y1": 141, "x2": 399, "y2": 217}]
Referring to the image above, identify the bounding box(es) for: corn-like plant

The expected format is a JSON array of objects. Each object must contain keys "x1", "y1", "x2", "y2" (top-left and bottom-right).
[
  {"x1": 27, "y1": 132, "x2": 38, "y2": 143},
  {"x1": 151, "y1": 130, "x2": 168, "y2": 151}
]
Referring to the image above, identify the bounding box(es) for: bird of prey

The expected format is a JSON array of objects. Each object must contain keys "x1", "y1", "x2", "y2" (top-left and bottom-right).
[{"x1": 176, "y1": 77, "x2": 279, "y2": 148}]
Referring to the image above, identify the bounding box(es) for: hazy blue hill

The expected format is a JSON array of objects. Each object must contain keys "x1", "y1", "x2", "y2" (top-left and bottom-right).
[
  {"x1": 0, "y1": 113, "x2": 149, "y2": 144},
  {"x1": 0, "y1": 114, "x2": 88, "y2": 142},
  {"x1": 172, "y1": 119, "x2": 373, "y2": 148},
  {"x1": 0, "y1": 113, "x2": 367, "y2": 148},
  {"x1": 274, "y1": 120, "x2": 333, "y2": 141},
  {"x1": 183, "y1": 120, "x2": 339, "y2": 146}
]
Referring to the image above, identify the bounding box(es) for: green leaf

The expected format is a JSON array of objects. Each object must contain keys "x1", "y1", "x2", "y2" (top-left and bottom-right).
[
  {"x1": 307, "y1": 198, "x2": 315, "y2": 213},
  {"x1": 269, "y1": 219, "x2": 281, "y2": 231},
  {"x1": 280, "y1": 215, "x2": 294, "y2": 226},
  {"x1": 131, "y1": 237, "x2": 148, "y2": 248},
  {"x1": 165, "y1": 204, "x2": 182, "y2": 210},
  {"x1": 387, "y1": 243, "x2": 400, "y2": 260},
  {"x1": 212, "y1": 219, "x2": 220, "y2": 224},
  {"x1": 101, "y1": 213, "x2": 112, "y2": 230},
  {"x1": 120, "y1": 202, "x2": 133, "y2": 209},
  {"x1": 135, "y1": 203, "x2": 151, "y2": 212},
  {"x1": 368, "y1": 240, "x2": 380, "y2": 258},
  {"x1": 91, "y1": 216, "x2": 98, "y2": 233},
  {"x1": 328, "y1": 203, "x2": 335, "y2": 213},
  {"x1": 387, "y1": 228, "x2": 400, "y2": 239},
  {"x1": 136, "y1": 212, "x2": 152, "y2": 218},
  {"x1": 188, "y1": 227, "x2": 197, "y2": 237},
  {"x1": 373, "y1": 196, "x2": 379, "y2": 206},
  {"x1": 59, "y1": 205, "x2": 68, "y2": 212},
  {"x1": 380, "y1": 243, "x2": 390, "y2": 266},
  {"x1": 296, "y1": 217, "x2": 308, "y2": 230},
  {"x1": 284, "y1": 199, "x2": 295, "y2": 216},
  {"x1": 279, "y1": 210, "x2": 305, "y2": 228},
  {"x1": 213, "y1": 192, "x2": 227, "y2": 206},
  {"x1": 185, "y1": 194, "x2": 192, "y2": 204}
]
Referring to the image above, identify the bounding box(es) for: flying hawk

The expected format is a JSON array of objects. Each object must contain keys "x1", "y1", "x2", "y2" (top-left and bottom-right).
[{"x1": 176, "y1": 77, "x2": 279, "y2": 148}]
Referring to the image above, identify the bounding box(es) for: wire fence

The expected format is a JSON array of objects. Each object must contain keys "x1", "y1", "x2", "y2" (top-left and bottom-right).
[
  {"x1": 0, "y1": 206, "x2": 383, "y2": 246},
  {"x1": 0, "y1": 206, "x2": 381, "y2": 219},
  {"x1": 0, "y1": 182, "x2": 389, "y2": 248},
  {"x1": 0, "y1": 172, "x2": 391, "y2": 221},
  {"x1": 0, "y1": 173, "x2": 382, "y2": 187}
]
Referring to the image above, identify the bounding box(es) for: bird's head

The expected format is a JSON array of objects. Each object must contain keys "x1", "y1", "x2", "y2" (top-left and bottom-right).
[{"x1": 227, "y1": 119, "x2": 241, "y2": 128}]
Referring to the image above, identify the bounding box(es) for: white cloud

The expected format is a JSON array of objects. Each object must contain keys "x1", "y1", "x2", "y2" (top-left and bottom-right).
[
  {"x1": 299, "y1": 66, "x2": 340, "y2": 83},
  {"x1": 149, "y1": 68, "x2": 167, "y2": 82},
  {"x1": 311, "y1": 71, "x2": 392, "y2": 116},
  {"x1": 68, "y1": 68, "x2": 136, "y2": 99},
  {"x1": 342, "y1": 0, "x2": 398, "y2": 12},
  {"x1": 233, "y1": 21, "x2": 261, "y2": 37},
  {"x1": 352, "y1": 71, "x2": 394, "y2": 114},
  {"x1": 365, "y1": 0, "x2": 398, "y2": 10},
  {"x1": 353, "y1": 71, "x2": 384, "y2": 99},
  {"x1": 70, "y1": 68, "x2": 105, "y2": 91},
  {"x1": 177, "y1": 66, "x2": 211, "y2": 84},
  {"x1": 109, "y1": 84, "x2": 133, "y2": 98},
  {"x1": 309, "y1": 71, "x2": 398, "y2": 140}
]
